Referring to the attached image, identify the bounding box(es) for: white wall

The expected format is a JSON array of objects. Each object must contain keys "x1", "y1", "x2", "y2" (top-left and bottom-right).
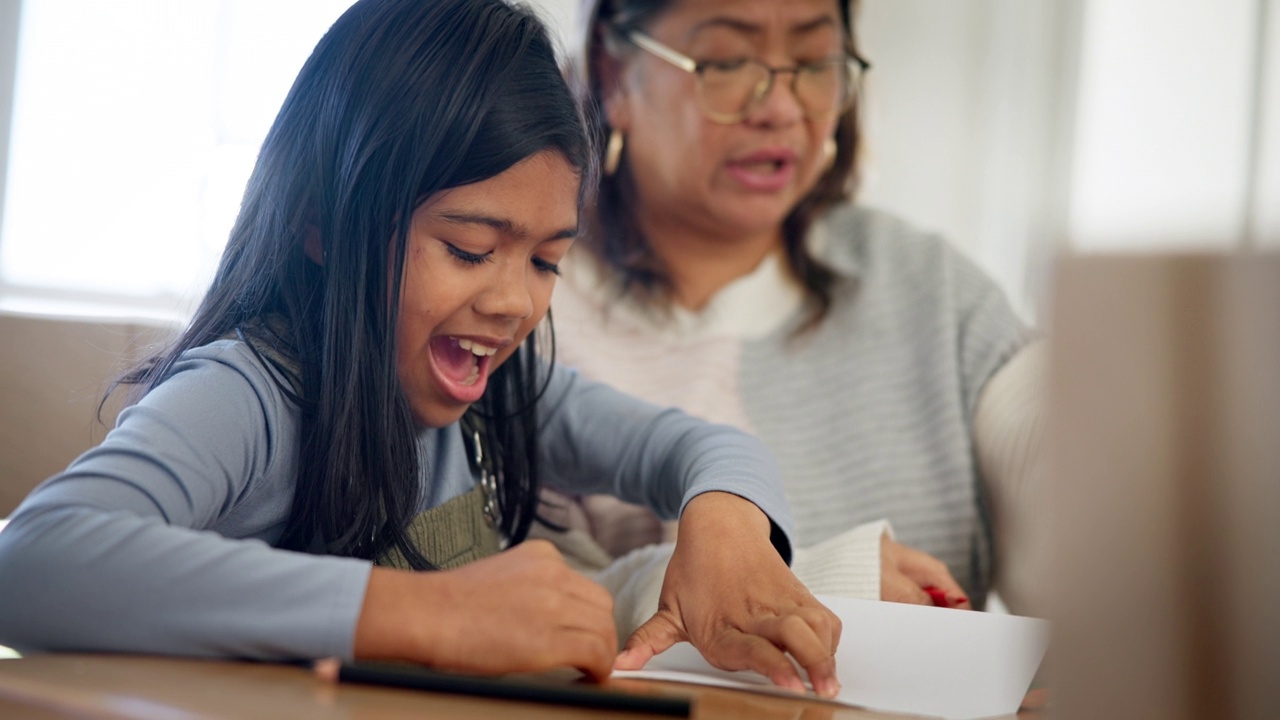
[
  {"x1": 856, "y1": 0, "x2": 1079, "y2": 320},
  {"x1": 1252, "y1": 0, "x2": 1280, "y2": 248},
  {"x1": 1067, "y1": 0, "x2": 1262, "y2": 251},
  {"x1": 855, "y1": 2, "x2": 990, "y2": 270},
  {"x1": 0, "y1": 0, "x2": 19, "y2": 248},
  {"x1": 527, "y1": 0, "x2": 577, "y2": 55},
  {"x1": 856, "y1": 0, "x2": 1274, "y2": 309}
]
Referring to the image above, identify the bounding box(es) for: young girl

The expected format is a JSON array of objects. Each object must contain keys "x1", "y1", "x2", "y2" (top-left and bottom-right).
[{"x1": 0, "y1": 0, "x2": 841, "y2": 696}]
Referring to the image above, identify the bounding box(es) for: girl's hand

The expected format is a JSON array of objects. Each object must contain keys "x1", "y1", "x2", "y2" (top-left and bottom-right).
[
  {"x1": 614, "y1": 492, "x2": 843, "y2": 699},
  {"x1": 880, "y1": 536, "x2": 970, "y2": 608},
  {"x1": 354, "y1": 539, "x2": 617, "y2": 679}
]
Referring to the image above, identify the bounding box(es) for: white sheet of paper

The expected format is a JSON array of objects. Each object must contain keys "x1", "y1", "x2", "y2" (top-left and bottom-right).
[{"x1": 613, "y1": 595, "x2": 1050, "y2": 720}]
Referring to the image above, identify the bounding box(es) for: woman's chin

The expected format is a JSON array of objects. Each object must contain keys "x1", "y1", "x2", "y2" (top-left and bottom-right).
[
  {"x1": 709, "y1": 205, "x2": 795, "y2": 240},
  {"x1": 708, "y1": 192, "x2": 804, "y2": 233}
]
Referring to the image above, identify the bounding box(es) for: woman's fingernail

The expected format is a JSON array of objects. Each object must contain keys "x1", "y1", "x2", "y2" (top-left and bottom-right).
[{"x1": 923, "y1": 586, "x2": 948, "y2": 607}]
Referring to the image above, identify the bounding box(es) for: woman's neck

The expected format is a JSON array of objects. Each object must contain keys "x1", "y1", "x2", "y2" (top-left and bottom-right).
[{"x1": 638, "y1": 214, "x2": 784, "y2": 313}]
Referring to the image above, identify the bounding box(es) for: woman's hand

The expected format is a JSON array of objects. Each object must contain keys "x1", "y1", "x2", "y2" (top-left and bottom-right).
[
  {"x1": 614, "y1": 492, "x2": 843, "y2": 699},
  {"x1": 880, "y1": 536, "x2": 969, "y2": 608},
  {"x1": 354, "y1": 539, "x2": 617, "y2": 679}
]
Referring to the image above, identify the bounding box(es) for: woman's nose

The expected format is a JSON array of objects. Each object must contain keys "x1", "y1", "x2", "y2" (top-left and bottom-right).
[{"x1": 746, "y1": 70, "x2": 806, "y2": 127}]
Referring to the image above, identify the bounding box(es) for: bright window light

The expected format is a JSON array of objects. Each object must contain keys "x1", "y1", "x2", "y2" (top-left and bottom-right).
[
  {"x1": 1067, "y1": 0, "x2": 1258, "y2": 250},
  {"x1": 0, "y1": 0, "x2": 357, "y2": 313}
]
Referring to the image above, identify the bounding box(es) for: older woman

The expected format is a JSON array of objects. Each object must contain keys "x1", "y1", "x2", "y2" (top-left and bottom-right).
[{"x1": 544, "y1": 0, "x2": 1046, "y2": 624}]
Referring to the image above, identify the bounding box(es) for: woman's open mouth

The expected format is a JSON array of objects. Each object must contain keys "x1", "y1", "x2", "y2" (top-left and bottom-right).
[{"x1": 725, "y1": 149, "x2": 797, "y2": 193}]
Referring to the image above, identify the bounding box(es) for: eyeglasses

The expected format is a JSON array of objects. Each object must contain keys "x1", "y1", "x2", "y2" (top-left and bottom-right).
[{"x1": 621, "y1": 29, "x2": 869, "y2": 125}]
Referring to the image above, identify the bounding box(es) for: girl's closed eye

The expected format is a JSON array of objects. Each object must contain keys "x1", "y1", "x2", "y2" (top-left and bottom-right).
[
  {"x1": 444, "y1": 241, "x2": 493, "y2": 266},
  {"x1": 532, "y1": 256, "x2": 561, "y2": 276}
]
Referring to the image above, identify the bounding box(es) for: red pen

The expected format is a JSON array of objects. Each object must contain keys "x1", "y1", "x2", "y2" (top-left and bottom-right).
[
  {"x1": 923, "y1": 585, "x2": 949, "y2": 607},
  {"x1": 924, "y1": 586, "x2": 970, "y2": 607},
  {"x1": 922, "y1": 585, "x2": 969, "y2": 608}
]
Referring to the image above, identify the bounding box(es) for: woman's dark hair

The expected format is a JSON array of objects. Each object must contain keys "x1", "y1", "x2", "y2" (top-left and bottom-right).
[
  {"x1": 115, "y1": 0, "x2": 591, "y2": 567},
  {"x1": 574, "y1": 0, "x2": 864, "y2": 329}
]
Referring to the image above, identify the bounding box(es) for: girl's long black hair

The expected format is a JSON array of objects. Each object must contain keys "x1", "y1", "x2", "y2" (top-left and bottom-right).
[{"x1": 116, "y1": 0, "x2": 591, "y2": 567}]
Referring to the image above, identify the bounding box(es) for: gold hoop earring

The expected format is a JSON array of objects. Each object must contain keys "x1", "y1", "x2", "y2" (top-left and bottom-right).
[
  {"x1": 823, "y1": 137, "x2": 838, "y2": 168},
  {"x1": 604, "y1": 128, "x2": 625, "y2": 176}
]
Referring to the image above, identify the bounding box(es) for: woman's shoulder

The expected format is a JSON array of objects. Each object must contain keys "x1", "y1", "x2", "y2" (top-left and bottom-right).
[
  {"x1": 813, "y1": 204, "x2": 959, "y2": 276},
  {"x1": 814, "y1": 204, "x2": 1004, "y2": 296},
  {"x1": 818, "y1": 203, "x2": 930, "y2": 241}
]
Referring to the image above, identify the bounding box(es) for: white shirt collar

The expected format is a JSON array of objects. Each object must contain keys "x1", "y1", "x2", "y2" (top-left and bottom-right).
[{"x1": 562, "y1": 247, "x2": 805, "y2": 342}]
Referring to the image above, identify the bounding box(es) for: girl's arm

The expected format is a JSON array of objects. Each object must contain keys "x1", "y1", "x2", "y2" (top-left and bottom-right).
[
  {"x1": 0, "y1": 342, "x2": 371, "y2": 660},
  {"x1": 535, "y1": 363, "x2": 843, "y2": 697},
  {"x1": 536, "y1": 363, "x2": 793, "y2": 550},
  {"x1": 352, "y1": 540, "x2": 618, "y2": 679},
  {"x1": 616, "y1": 491, "x2": 842, "y2": 697}
]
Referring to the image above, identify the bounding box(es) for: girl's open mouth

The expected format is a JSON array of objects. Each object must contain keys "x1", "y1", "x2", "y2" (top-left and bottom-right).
[{"x1": 428, "y1": 336, "x2": 497, "y2": 404}]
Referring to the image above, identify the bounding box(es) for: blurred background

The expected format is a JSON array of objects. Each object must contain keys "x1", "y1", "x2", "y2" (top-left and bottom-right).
[{"x1": 0, "y1": 0, "x2": 1274, "y2": 325}]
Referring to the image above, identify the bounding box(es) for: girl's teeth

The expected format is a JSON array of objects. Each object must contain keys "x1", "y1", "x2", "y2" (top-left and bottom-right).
[
  {"x1": 452, "y1": 337, "x2": 493, "y2": 387},
  {"x1": 461, "y1": 365, "x2": 480, "y2": 386},
  {"x1": 456, "y1": 339, "x2": 497, "y2": 357}
]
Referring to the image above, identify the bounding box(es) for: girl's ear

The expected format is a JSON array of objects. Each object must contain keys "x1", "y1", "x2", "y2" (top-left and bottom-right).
[{"x1": 304, "y1": 225, "x2": 325, "y2": 265}]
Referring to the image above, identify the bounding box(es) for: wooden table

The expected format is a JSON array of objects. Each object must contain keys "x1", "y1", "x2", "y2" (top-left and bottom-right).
[{"x1": 0, "y1": 654, "x2": 1045, "y2": 719}]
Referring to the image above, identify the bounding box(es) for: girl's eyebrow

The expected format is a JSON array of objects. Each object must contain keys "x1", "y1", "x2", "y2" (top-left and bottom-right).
[{"x1": 436, "y1": 211, "x2": 577, "y2": 241}]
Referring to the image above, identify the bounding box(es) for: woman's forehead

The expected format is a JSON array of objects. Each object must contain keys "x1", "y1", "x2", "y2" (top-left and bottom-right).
[{"x1": 654, "y1": 0, "x2": 844, "y2": 37}]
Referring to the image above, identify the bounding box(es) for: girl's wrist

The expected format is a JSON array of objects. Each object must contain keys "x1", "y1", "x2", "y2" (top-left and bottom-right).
[
  {"x1": 679, "y1": 491, "x2": 771, "y2": 545},
  {"x1": 354, "y1": 566, "x2": 443, "y2": 665}
]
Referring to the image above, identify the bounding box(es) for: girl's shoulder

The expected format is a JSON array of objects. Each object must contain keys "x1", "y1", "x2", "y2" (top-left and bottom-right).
[
  {"x1": 167, "y1": 319, "x2": 303, "y2": 394},
  {"x1": 149, "y1": 332, "x2": 305, "y2": 433},
  {"x1": 173, "y1": 337, "x2": 292, "y2": 389}
]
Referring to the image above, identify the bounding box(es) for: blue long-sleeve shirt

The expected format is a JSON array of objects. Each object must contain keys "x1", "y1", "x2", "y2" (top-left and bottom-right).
[{"x1": 0, "y1": 338, "x2": 792, "y2": 659}]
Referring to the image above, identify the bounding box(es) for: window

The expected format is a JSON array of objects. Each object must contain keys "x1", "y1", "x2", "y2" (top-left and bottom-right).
[
  {"x1": 0, "y1": 0, "x2": 360, "y2": 316},
  {"x1": 1066, "y1": 0, "x2": 1266, "y2": 251},
  {"x1": 0, "y1": 0, "x2": 575, "y2": 317},
  {"x1": 0, "y1": 0, "x2": 360, "y2": 313}
]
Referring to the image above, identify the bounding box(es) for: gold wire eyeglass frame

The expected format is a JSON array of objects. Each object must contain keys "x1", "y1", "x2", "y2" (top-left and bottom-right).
[{"x1": 622, "y1": 29, "x2": 870, "y2": 124}]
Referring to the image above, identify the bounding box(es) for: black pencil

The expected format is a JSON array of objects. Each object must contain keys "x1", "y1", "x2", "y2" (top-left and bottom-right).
[{"x1": 336, "y1": 660, "x2": 693, "y2": 717}]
